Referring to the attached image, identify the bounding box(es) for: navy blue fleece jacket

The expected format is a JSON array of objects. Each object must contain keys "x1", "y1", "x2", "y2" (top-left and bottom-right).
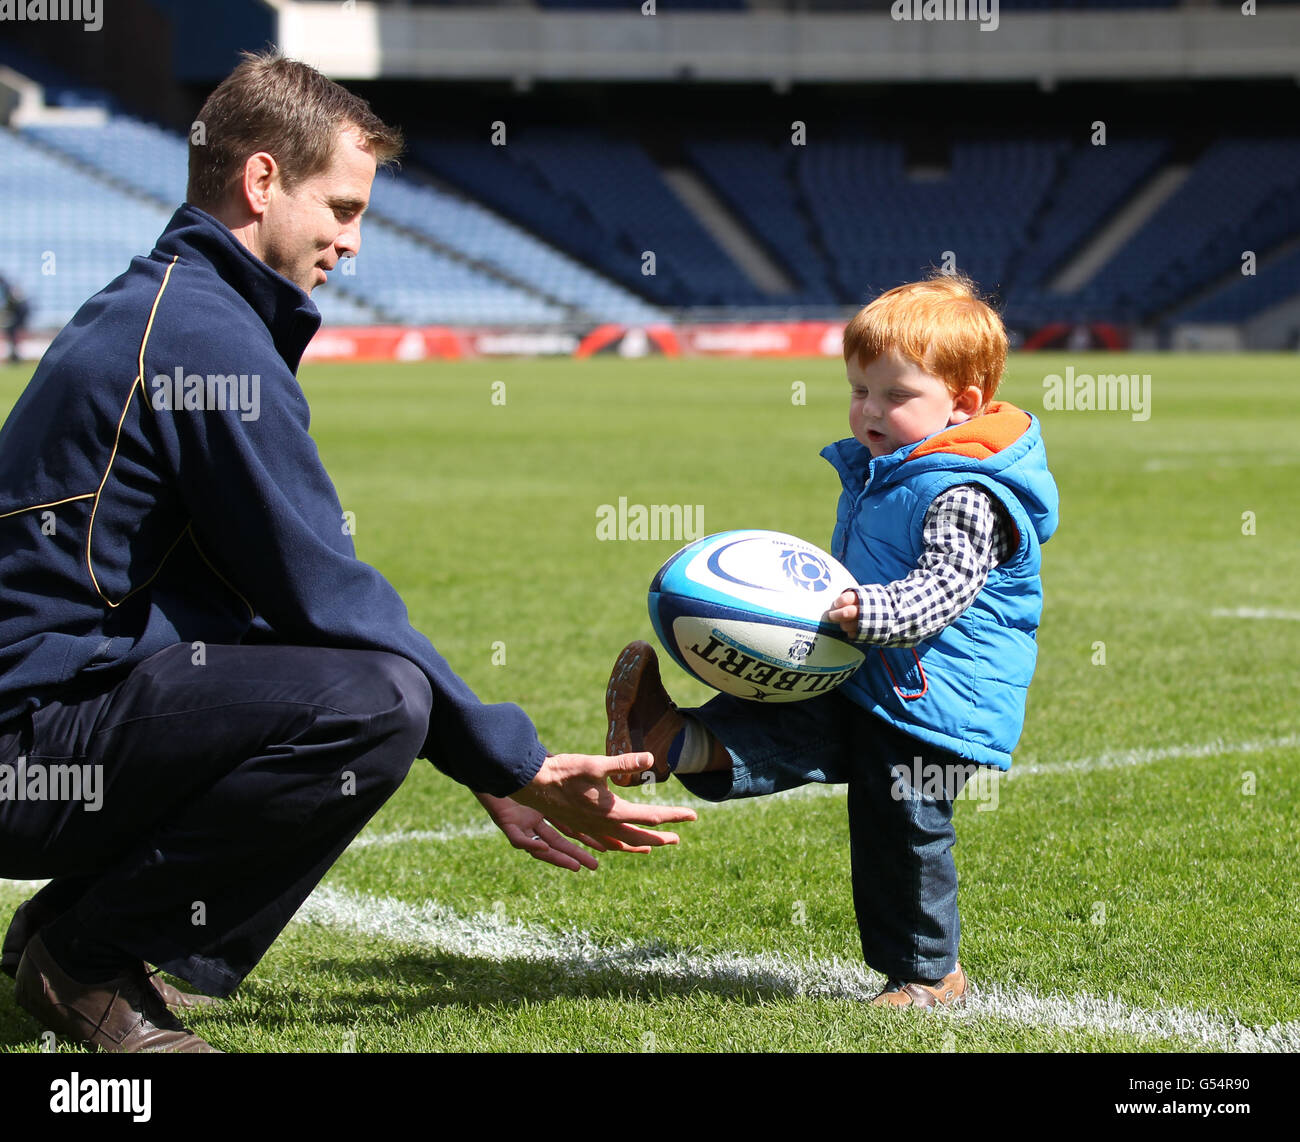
[{"x1": 0, "y1": 204, "x2": 546, "y2": 796}]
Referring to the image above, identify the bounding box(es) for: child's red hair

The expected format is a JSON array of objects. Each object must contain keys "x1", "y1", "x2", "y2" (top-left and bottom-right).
[{"x1": 843, "y1": 273, "x2": 1008, "y2": 404}]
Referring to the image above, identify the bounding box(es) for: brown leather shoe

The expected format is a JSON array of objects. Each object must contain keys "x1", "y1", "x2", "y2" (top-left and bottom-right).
[
  {"x1": 0, "y1": 898, "x2": 44, "y2": 979},
  {"x1": 15, "y1": 933, "x2": 220, "y2": 1052},
  {"x1": 3, "y1": 898, "x2": 219, "y2": 1012},
  {"x1": 871, "y1": 963, "x2": 968, "y2": 1008},
  {"x1": 142, "y1": 967, "x2": 221, "y2": 1012},
  {"x1": 605, "y1": 641, "x2": 685, "y2": 787}
]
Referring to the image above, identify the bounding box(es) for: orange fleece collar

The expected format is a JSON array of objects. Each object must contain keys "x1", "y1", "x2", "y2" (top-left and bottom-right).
[{"x1": 905, "y1": 400, "x2": 1032, "y2": 463}]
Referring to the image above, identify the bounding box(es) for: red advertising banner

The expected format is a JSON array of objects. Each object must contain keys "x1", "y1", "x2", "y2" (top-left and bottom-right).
[
  {"x1": 301, "y1": 326, "x2": 465, "y2": 362},
  {"x1": 678, "y1": 322, "x2": 845, "y2": 358},
  {"x1": 303, "y1": 322, "x2": 849, "y2": 362}
]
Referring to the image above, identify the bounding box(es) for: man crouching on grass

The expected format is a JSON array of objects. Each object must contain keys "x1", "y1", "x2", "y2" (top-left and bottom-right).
[{"x1": 0, "y1": 51, "x2": 694, "y2": 1054}]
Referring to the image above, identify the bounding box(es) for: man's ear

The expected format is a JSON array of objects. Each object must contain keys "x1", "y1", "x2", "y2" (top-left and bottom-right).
[
  {"x1": 241, "y1": 151, "x2": 279, "y2": 217},
  {"x1": 948, "y1": 384, "x2": 985, "y2": 424}
]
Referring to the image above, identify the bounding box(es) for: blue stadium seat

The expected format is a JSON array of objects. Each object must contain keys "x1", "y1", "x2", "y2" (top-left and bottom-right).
[
  {"x1": 683, "y1": 137, "x2": 838, "y2": 306},
  {"x1": 0, "y1": 131, "x2": 173, "y2": 331},
  {"x1": 19, "y1": 119, "x2": 661, "y2": 326},
  {"x1": 794, "y1": 135, "x2": 1067, "y2": 305},
  {"x1": 417, "y1": 128, "x2": 780, "y2": 309},
  {"x1": 1079, "y1": 138, "x2": 1300, "y2": 321}
]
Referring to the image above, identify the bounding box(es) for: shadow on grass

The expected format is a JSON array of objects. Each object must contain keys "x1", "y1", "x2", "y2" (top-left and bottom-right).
[{"x1": 0, "y1": 942, "x2": 873, "y2": 1050}]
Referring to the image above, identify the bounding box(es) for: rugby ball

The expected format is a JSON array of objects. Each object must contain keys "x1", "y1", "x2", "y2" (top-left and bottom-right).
[{"x1": 648, "y1": 530, "x2": 865, "y2": 703}]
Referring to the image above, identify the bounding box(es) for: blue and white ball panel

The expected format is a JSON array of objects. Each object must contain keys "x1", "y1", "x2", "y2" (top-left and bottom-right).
[
  {"x1": 648, "y1": 530, "x2": 866, "y2": 703},
  {"x1": 663, "y1": 616, "x2": 864, "y2": 703},
  {"x1": 654, "y1": 530, "x2": 858, "y2": 624}
]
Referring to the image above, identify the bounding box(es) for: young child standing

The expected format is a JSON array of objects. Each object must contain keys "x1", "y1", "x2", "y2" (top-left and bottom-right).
[{"x1": 605, "y1": 273, "x2": 1059, "y2": 1006}]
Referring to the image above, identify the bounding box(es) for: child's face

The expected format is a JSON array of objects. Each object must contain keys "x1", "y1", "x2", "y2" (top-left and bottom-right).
[{"x1": 847, "y1": 348, "x2": 980, "y2": 458}]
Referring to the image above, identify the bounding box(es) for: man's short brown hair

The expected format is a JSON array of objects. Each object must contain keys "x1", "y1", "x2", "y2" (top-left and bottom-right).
[{"x1": 187, "y1": 50, "x2": 403, "y2": 210}]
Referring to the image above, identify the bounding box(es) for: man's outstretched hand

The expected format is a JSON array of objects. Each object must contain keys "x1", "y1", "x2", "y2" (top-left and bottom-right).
[
  {"x1": 479, "y1": 752, "x2": 697, "y2": 871},
  {"x1": 474, "y1": 791, "x2": 606, "y2": 872}
]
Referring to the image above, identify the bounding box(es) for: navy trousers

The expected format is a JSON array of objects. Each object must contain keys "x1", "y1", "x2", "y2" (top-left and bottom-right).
[
  {"x1": 674, "y1": 690, "x2": 976, "y2": 981},
  {"x1": 0, "y1": 643, "x2": 432, "y2": 996}
]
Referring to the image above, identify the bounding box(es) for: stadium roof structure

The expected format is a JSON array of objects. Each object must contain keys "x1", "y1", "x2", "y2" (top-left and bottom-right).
[{"x1": 272, "y1": 3, "x2": 1300, "y2": 88}]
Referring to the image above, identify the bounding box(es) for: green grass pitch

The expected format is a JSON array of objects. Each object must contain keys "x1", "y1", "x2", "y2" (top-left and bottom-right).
[{"x1": 0, "y1": 352, "x2": 1296, "y2": 1053}]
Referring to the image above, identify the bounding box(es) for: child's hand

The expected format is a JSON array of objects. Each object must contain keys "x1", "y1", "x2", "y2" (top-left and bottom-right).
[{"x1": 826, "y1": 589, "x2": 860, "y2": 638}]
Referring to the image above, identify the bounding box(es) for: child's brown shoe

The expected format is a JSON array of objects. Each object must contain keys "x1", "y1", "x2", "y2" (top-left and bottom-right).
[
  {"x1": 871, "y1": 963, "x2": 967, "y2": 1008},
  {"x1": 605, "y1": 641, "x2": 685, "y2": 787}
]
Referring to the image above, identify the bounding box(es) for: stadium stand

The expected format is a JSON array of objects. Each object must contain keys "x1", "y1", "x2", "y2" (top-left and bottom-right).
[
  {"x1": 0, "y1": 127, "x2": 174, "y2": 331},
  {"x1": 792, "y1": 136, "x2": 1068, "y2": 306},
  {"x1": 683, "y1": 137, "x2": 839, "y2": 307},
  {"x1": 1001, "y1": 138, "x2": 1173, "y2": 327},
  {"x1": 414, "y1": 129, "x2": 773, "y2": 309},
  {"x1": 0, "y1": 39, "x2": 116, "y2": 112},
  {"x1": 1173, "y1": 246, "x2": 1300, "y2": 325},
  {"x1": 367, "y1": 171, "x2": 664, "y2": 323},
  {"x1": 19, "y1": 115, "x2": 665, "y2": 326},
  {"x1": 1071, "y1": 138, "x2": 1300, "y2": 322},
  {"x1": 3, "y1": 26, "x2": 1299, "y2": 342},
  {"x1": 0, "y1": 126, "x2": 371, "y2": 330}
]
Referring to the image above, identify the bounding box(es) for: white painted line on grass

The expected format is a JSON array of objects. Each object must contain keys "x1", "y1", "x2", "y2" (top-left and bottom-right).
[
  {"x1": 338, "y1": 733, "x2": 1300, "y2": 849},
  {"x1": 620, "y1": 732, "x2": 1300, "y2": 813},
  {"x1": 1010, "y1": 733, "x2": 1300, "y2": 779},
  {"x1": 294, "y1": 884, "x2": 1300, "y2": 1052},
  {"x1": 349, "y1": 822, "x2": 498, "y2": 848},
  {"x1": 6, "y1": 736, "x2": 1294, "y2": 866},
  {"x1": 1210, "y1": 606, "x2": 1300, "y2": 622},
  {"x1": 1142, "y1": 455, "x2": 1300, "y2": 472}
]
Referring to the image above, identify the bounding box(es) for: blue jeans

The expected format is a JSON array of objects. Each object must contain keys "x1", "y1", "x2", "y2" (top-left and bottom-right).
[{"x1": 675, "y1": 690, "x2": 972, "y2": 980}]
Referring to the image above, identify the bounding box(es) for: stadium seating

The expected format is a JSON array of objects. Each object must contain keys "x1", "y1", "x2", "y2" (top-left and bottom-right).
[
  {"x1": 793, "y1": 135, "x2": 1067, "y2": 305},
  {"x1": 1172, "y1": 246, "x2": 1300, "y2": 325},
  {"x1": 1001, "y1": 138, "x2": 1172, "y2": 327},
  {"x1": 3, "y1": 36, "x2": 1298, "y2": 336},
  {"x1": 25, "y1": 119, "x2": 189, "y2": 205},
  {"x1": 1075, "y1": 138, "x2": 1300, "y2": 322},
  {"x1": 367, "y1": 170, "x2": 663, "y2": 323},
  {"x1": 0, "y1": 39, "x2": 116, "y2": 112},
  {"x1": 0, "y1": 128, "x2": 174, "y2": 331},
  {"x1": 415, "y1": 129, "x2": 773, "y2": 309},
  {"x1": 0, "y1": 126, "x2": 386, "y2": 329},
  {"x1": 683, "y1": 138, "x2": 839, "y2": 306},
  {"x1": 21, "y1": 117, "x2": 662, "y2": 326}
]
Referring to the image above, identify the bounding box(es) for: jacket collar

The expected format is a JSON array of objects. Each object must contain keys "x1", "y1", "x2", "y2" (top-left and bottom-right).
[
  {"x1": 153, "y1": 203, "x2": 322, "y2": 374},
  {"x1": 821, "y1": 402, "x2": 1038, "y2": 490}
]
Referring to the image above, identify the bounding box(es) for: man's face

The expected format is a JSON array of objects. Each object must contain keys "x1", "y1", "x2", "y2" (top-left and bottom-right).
[
  {"x1": 847, "y1": 348, "x2": 964, "y2": 458},
  {"x1": 258, "y1": 126, "x2": 376, "y2": 294}
]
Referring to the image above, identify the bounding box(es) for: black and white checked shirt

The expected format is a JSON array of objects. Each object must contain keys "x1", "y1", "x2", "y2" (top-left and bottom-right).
[{"x1": 850, "y1": 485, "x2": 1017, "y2": 647}]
